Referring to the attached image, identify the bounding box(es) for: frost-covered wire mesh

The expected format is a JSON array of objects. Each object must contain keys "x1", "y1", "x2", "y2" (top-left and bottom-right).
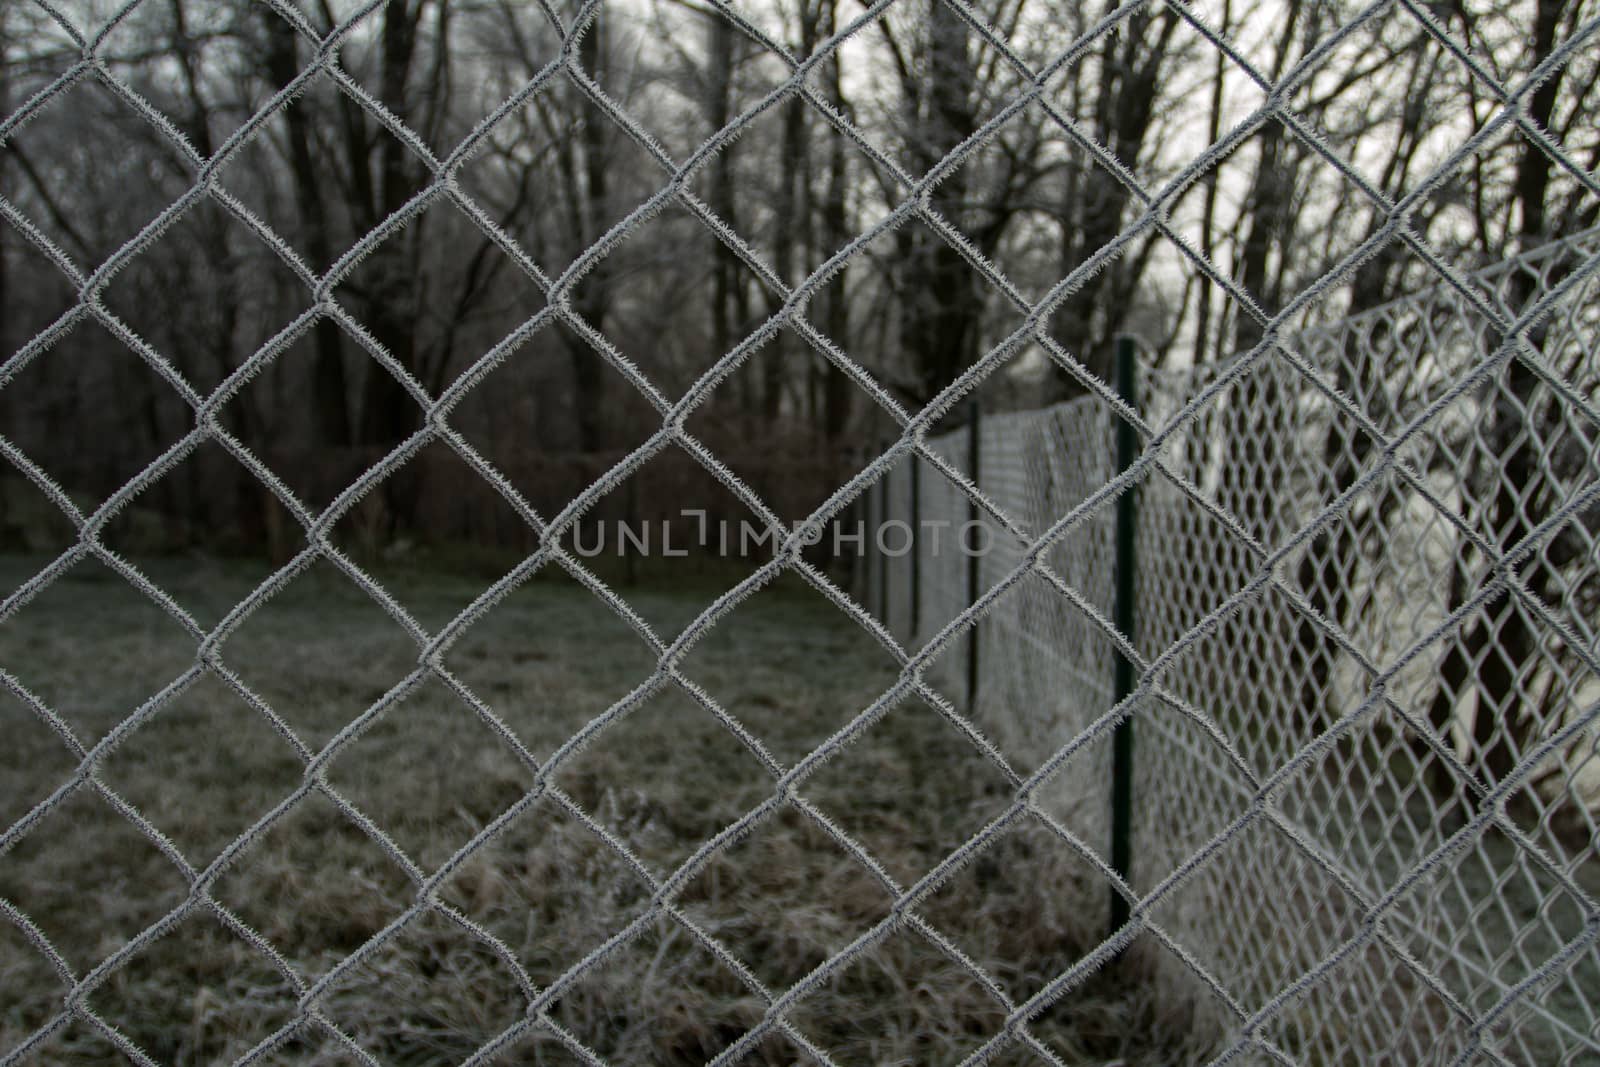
[
  {"x1": 911, "y1": 407, "x2": 1119, "y2": 849},
  {"x1": 903, "y1": 226, "x2": 1600, "y2": 1065},
  {"x1": 2, "y1": 0, "x2": 1600, "y2": 1064}
]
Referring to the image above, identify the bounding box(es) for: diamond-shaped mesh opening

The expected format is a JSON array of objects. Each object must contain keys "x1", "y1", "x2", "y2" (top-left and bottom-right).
[
  {"x1": 683, "y1": 332, "x2": 865, "y2": 516},
  {"x1": 94, "y1": 669, "x2": 305, "y2": 866},
  {"x1": 445, "y1": 348, "x2": 611, "y2": 499},
  {"x1": 440, "y1": 574, "x2": 658, "y2": 743},
  {"x1": 630, "y1": 8, "x2": 818, "y2": 167},
  {"x1": 0, "y1": 556, "x2": 197, "y2": 744},
  {"x1": 550, "y1": 683, "x2": 776, "y2": 875},
  {"x1": 0, "y1": 317, "x2": 191, "y2": 511},
  {"x1": 329, "y1": 197, "x2": 539, "y2": 393},
  {"x1": 913, "y1": 819, "x2": 1106, "y2": 1003},
  {"x1": 322, "y1": 672, "x2": 533, "y2": 871},
  {"x1": 208, "y1": 327, "x2": 373, "y2": 515},
  {"x1": 209, "y1": 112, "x2": 364, "y2": 279},
  {"x1": 690, "y1": 177, "x2": 883, "y2": 343},
  {"x1": 595, "y1": 30, "x2": 795, "y2": 190},
  {"x1": 457, "y1": 98, "x2": 679, "y2": 272},
  {"x1": 91, "y1": 439, "x2": 307, "y2": 571},
  {"x1": 864, "y1": 13, "x2": 1056, "y2": 182},
  {"x1": 676, "y1": 568, "x2": 903, "y2": 768},
  {"x1": 588, "y1": 207, "x2": 761, "y2": 393},
  {"x1": 316, "y1": 906, "x2": 527, "y2": 1065},
  {"x1": 85, "y1": 909, "x2": 300, "y2": 1066},
  {"x1": 0, "y1": 784, "x2": 189, "y2": 976},
  {"x1": 800, "y1": 693, "x2": 1016, "y2": 889},
  {"x1": 213, "y1": 555, "x2": 418, "y2": 746},
  {"x1": 324, "y1": 444, "x2": 533, "y2": 613},
  {"x1": 433, "y1": 5, "x2": 569, "y2": 145},
  {"x1": 1, "y1": 75, "x2": 187, "y2": 267},
  {"x1": 433, "y1": 796, "x2": 654, "y2": 990},
  {"x1": 674, "y1": 803, "x2": 894, "y2": 995},
  {"x1": 208, "y1": 789, "x2": 415, "y2": 979},
  {"x1": 537, "y1": 445, "x2": 775, "y2": 602},
  {"x1": 856, "y1": 214, "x2": 1032, "y2": 402},
  {"x1": 446, "y1": 323, "x2": 660, "y2": 510},
  {"x1": 98, "y1": 199, "x2": 308, "y2": 394},
  {"x1": 218, "y1": 84, "x2": 440, "y2": 271}
]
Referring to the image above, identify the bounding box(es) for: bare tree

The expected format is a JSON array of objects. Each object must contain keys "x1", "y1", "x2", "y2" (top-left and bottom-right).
[
  {"x1": 1047, "y1": 0, "x2": 1181, "y2": 393},
  {"x1": 1425, "y1": 0, "x2": 1600, "y2": 808}
]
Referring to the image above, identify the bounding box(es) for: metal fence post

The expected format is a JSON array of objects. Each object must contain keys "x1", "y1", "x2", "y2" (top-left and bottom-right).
[
  {"x1": 1110, "y1": 335, "x2": 1138, "y2": 940},
  {"x1": 966, "y1": 400, "x2": 981, "y2": 713}
]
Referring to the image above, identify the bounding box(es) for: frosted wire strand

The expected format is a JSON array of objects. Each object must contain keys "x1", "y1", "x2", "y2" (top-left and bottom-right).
[{"x1": 1, "y1": 0, "x2": 1598, "y2": 1064}]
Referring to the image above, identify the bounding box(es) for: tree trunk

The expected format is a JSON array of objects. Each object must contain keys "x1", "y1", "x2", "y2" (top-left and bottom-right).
[
  {"x1": 900, "y1": 0, "x2": 980, "y2": 414},
  {"x1": 1049, "y1": 3, "x2": 1178, "y2": 394},
  {"x1": 1424, "y1": 0, "x2": 1567, "y2": 802},
  {"x1": 568, "y1": 13, "x2": 611, "y2": 453},
  {"x1": 263, "y1": 9, "x2": 351, "y2": 450},
  {"x1": 818, "y1": 68, "x2": 853, "y2": 442},
  {"x1": 707, "y1": 16, "x2": 742, "y2": 419},
  {"x1": 354, "y1": 0, "x2": 429, "y2": 535}
]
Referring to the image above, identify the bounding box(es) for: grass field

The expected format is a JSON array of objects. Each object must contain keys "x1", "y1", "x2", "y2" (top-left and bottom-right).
[{"x1": 0, "y1": 553, "x2": 1218, "y2": 1066}]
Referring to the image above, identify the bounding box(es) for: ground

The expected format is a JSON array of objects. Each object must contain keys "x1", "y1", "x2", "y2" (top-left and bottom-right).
[{"x1": 0, "y1": 553, "x2": 1215, "y2": 1066}]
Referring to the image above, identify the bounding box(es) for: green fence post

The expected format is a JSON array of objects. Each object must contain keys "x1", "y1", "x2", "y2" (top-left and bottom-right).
[
  {"x1": 1110, "y1": 335, "x2": 1138, "y2": 941},
  {"x1": 966, "y1": 400, "x2": 981, "y2": 713}
]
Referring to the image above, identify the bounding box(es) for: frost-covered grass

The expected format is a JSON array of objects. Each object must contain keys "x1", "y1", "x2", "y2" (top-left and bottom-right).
[{"x1": 0, "y1": 553, "x2": 1217, "y2": 1066}]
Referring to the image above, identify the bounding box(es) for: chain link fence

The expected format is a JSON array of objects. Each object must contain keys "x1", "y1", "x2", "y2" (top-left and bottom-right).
[
  {"x1": 891, "y1": 225, "x2": 1600, "y2": 1064},
  {"x1": 3, "y1": 0, "x2": 1599, "y2": 1063}
]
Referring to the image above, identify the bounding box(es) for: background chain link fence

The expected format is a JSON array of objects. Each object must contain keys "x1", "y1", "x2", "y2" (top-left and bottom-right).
[
  {"x1": 895, "y1": 225, "x2": 1600, "y2": 1065},
  {"x1": 2, "y1": 0, "x2": 1598, "y2": 1063}
]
